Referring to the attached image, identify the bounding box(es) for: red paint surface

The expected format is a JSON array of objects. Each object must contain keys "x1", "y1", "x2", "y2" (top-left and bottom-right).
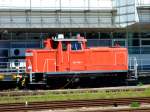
[{"x1": 26, "y1": 38, "x2": 128, "y2": 73}]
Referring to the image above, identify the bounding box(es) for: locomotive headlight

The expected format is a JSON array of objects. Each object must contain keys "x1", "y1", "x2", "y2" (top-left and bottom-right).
[
  {"x1": 12, "y1": 74, "x2": 23, "y2": 80},
  {"x1": 12, "y1": 74, "x2": 17, "y2": 80},
  {"x1": 0, "y1": 74, "x2": 4, "y2": 80}
]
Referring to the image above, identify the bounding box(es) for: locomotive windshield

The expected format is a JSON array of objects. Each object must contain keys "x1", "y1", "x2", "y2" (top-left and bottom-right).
[
  {"x1": 52, "y1": 40, "x2": 58, "y2": 49},
  {"x1": 71, "y1": 41, "x2": 82, "y2": 50}
]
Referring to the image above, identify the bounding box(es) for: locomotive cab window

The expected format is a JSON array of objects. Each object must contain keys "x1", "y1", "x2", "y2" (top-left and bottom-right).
[
  {"x1": 71, "y1": 41, "x2": 82, "y2": 50},
  {"x1": 62, "y1": 42, "x2": 67, "y2": 51},
  {"x1": 52, "y1": 41, "x2": 58, "y2": 49}
]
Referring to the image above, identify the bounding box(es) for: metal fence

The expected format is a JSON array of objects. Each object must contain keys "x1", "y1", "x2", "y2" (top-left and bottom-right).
[{"x1": 87, "y1": 39, "x2": 150, "y2": 54}]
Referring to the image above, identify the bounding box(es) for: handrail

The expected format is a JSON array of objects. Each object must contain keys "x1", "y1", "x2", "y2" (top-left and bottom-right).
[
  {"x1": 128, "y1": 57, "x2": 138, "y2": 79},
  {"x1": 43, "y1": 59, "x2": 56, "y2": 72},
  {"x1": 0, "y1": 61, "x2": 26, "y2": 73}
]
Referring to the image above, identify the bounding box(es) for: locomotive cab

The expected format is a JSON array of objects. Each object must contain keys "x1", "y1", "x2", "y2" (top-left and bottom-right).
[
  {"x1": 44, "y1": 34, "x2": 87, "y2": 51},
  {"x1": 48, "y1": 35, "x2": 87, "y2": 72}
]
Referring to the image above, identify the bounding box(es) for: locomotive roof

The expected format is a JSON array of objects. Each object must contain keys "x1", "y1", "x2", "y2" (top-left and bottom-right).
[{"x1": 52, "y1": 38, "x2": 87, "y2": 42}]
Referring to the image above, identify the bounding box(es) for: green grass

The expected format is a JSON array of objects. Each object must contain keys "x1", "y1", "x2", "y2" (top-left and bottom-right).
[
  {"x1": 1, "y1": 88, "x2": 150, "y2": 104},
  {"x1": 130, "y1": 101, "x2": 141, "y2": 108}
]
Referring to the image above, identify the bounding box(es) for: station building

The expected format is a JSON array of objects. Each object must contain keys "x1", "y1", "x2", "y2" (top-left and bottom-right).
[{"x1": 0, "y1": 0, "x2": 149, "y2": 72}]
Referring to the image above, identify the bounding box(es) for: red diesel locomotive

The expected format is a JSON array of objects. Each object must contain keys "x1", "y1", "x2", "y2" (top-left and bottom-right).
[{"x1": 25, "y1": 34, "x2": 129, "y2": 88}]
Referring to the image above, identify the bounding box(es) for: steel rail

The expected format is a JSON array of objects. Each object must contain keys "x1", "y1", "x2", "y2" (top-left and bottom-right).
[
  {"x1": 86, "y1": 108, "x2": 150, "y2": 112},
  {"x1": 0, "y1": 97, "x2": 150, "y2": 112}
]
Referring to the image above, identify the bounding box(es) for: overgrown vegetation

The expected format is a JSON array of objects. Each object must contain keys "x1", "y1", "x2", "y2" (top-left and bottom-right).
[
  {"x1": 130, "y1": 101, "x2": 141, "y2": 108},
  {"x1": 0, "y1": 88, "x2": 150, "y2": 104},
  {"x1": 137, "y1": 82, "x2": 144, "y2": 86}
]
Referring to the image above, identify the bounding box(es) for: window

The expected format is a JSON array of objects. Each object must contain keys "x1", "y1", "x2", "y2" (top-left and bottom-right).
[
  {"x1": 62, "y1": 42, "x2": 67, "y2": 51},
  {"x1": 141, "y1": 40, "x2": 150, "y2": 46},
  {"x1": 86, "y1": 32, "x2": 99, "y2": 39},
  {"x1": 113, "y1": 32, "x2": 126, "y2": 39},
  {"x1": 71, "y1": 41, "x2": 82, "y2": 50},
  {"x1": 132, "y1": 39, "x2": 140, "y2": 46},
  {"x1": 52, "y1": 41, "x2": 58, "y2": 49},
  {"x1": 113, "y1": 40, "x2": 126, "y2": 47}
]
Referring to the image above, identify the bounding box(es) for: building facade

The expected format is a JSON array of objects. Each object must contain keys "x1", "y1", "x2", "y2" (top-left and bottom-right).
[{"x1": 0, "y1": 0, "x2": 149, "y2": 71}]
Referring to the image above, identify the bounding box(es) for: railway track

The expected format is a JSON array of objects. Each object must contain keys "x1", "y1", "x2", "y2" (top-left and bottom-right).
[
  {"x1": 1, "y1": 97, "x2": 150, "y2": 112},
  {"x1": 85, "y1": 108, "x2": 150, "y2": 112},
  {"x1": 0, "y1": 85, "x2": 149, "y2": 97}
]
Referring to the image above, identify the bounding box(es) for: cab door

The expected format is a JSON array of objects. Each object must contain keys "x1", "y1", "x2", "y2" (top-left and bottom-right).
[
  {"x1": 69, "y1": 41, "x2": 86, "y2": 71},
  {"x1": 61, "y1": 42, "x2": 70, "y2": 71}
]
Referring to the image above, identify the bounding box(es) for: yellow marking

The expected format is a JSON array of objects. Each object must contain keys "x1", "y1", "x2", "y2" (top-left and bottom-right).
[
  {"x1": 0, "y1": 74, "x2": 4, "y2": 80},
  {"x1": 12, "y1": 74, "x2": 17, "y2": 80}
]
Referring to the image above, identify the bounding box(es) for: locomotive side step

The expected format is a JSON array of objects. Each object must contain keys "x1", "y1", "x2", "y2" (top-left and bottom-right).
[
  {"x1": 138, "y1": 71, "x2": 150, "y2": 77},
  {"x1": 126, "y1": 79, "x2": 138, "y2": 86},
  {"x1": 27, "y1": 82, "x2": 47, "y2": 89},
  {"x1": 28, "y1": 82, "x2": 46, "y2": 85},
  {"x1": 127, "y1": 78, "x2": 138, "y2": 81}
]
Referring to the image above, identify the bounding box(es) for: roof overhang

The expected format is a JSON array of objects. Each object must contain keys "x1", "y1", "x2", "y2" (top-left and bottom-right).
[
  {"x1": 136, "y1": 5, "x2": 150, "y2": 10},
  {"x1": 0, "y1": 27, "x2": 125, "y2": 33},
  {"x1": 126, "y1": 22, "x2": 150, "y2": 32}
]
